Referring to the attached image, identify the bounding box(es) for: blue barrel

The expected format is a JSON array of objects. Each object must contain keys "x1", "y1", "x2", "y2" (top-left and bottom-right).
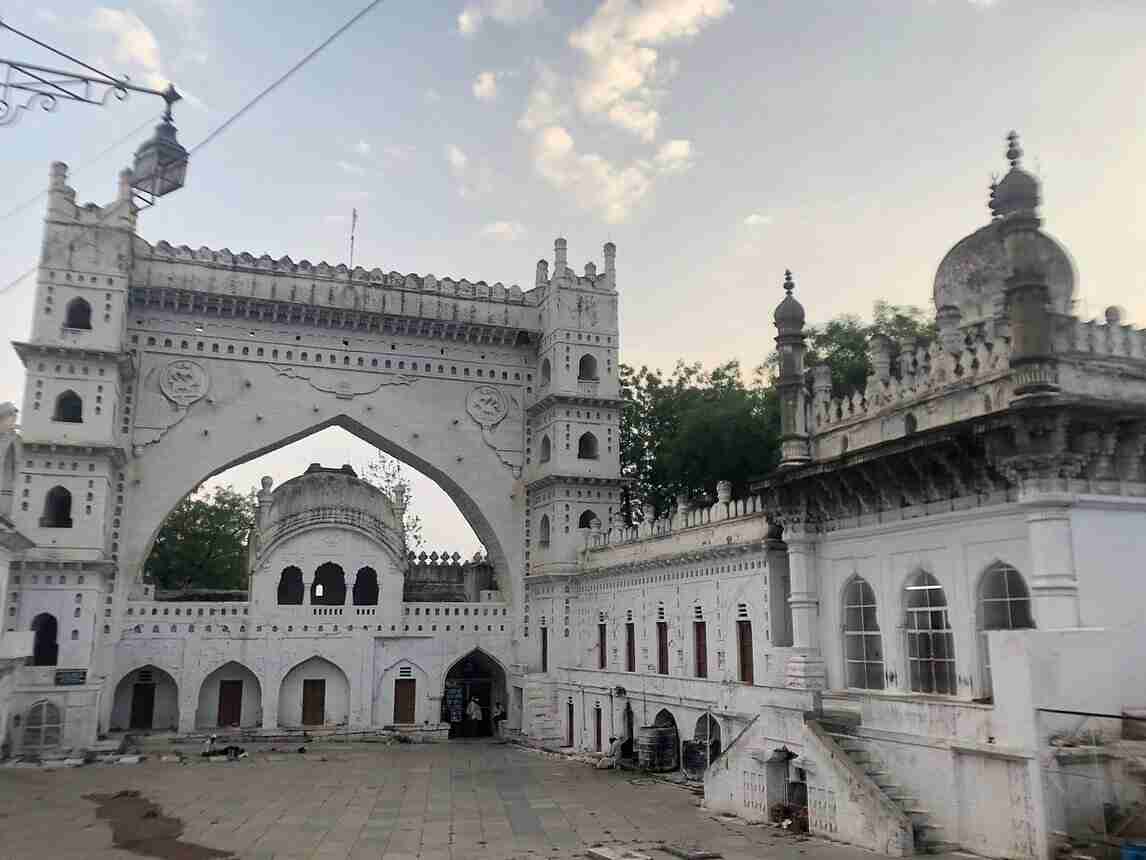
[{"x1": 1122, "y1": 841, "x2": 1146, "y2": 860}]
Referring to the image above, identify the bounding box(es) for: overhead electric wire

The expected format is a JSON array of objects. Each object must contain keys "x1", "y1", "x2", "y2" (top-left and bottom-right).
[
  {"x1": 1, "y1": 0, "x2": 385, "y2": 298},
  {"x1": 0, "y1": 17, "x2": 122, "y2": 84},
  {"x1": 189, "y1": 0, "x2": 386, "y2": 155}
]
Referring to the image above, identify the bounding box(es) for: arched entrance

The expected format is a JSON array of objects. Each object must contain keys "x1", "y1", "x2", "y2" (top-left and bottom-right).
[
  {"x1": 694, "y1": 713, "x2": 721, "y2": 759},
  {"x1": 279, "y1": 656, "x2": 349, "y2": 728},
  {"x1": 30, "y1": 613, "x2": 58, "y2": 666},
  {"x1": 196, "y1": 662, "x2": 262, "y2": 729},
  {"x1": 111, "y1": 666, "x2": 179, "y2": 732},
  {"x1": 22, "y1": 700, "x2": 63, "y2": 752},
  {"x1": 443, "y1": 649, "x2": 506, "y2": 739}
]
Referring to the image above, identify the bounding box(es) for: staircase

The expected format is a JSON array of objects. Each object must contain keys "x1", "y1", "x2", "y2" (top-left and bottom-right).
[{"x1": 817, "y1": 711, "x2": 955, "y2": 855}]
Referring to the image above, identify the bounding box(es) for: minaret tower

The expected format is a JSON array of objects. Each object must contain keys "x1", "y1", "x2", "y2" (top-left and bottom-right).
[
  {"x1": 524, "y1": 238, "x2": 625, "y2": 576},
  {"x1": 774, "y1": 270, "x2": 811, "y2": 467}
]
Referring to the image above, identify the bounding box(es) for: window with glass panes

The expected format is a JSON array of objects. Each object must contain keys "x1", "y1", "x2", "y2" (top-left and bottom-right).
[
  {"x1": 904, "y1": 571, "x2": 956, "y2": 695},
  {"x1": 842, "y1": 577, "x2": 884, "y2": 689}
]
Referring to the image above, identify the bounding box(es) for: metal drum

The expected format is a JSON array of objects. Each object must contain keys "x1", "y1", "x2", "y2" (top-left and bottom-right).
[
  {"x1": 681, "y1": 739, "x2": 709, "y2": 779},
  {"x1": 637, "y1": 725, "x2": 678, "y2": 772}
]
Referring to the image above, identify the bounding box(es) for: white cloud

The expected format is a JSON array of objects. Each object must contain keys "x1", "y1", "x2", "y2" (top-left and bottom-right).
[
  {"x1": 743, "y1": 213, "x2": 773, "y2": 226},
  {"x1": 569, "y1": 0, "x2": 733, "y2": 141},
  {"x1": 481, "y1": 221, "x2": 527, "y2": 241},
  {"x1": 473, "y1": 71, "x2": 499, "y2": 102},
  {"x1": 445, "y1": 144, "x2": 493, "y2": 199},
  {"x1": 458, "y1": 0, "x2": 544, "y2": 36},
  {"x1": 336, "y1": 160, "x2": 367, "y2": 176},
  {"x1": 532, "y1": 125, "x2": 652, "y2": 224},
  {"x1": 352, "y1": 140, "x2": 372, "y2": 156},
  {"x1": 518, "y1": 64, "x2": 568, "y2": 131},
  {"x1": 90, "y1": 7, "x2": 167, "y2": 88},
  {"x1": 652, "y1": 138, "x2": 693, "y2": 173}
]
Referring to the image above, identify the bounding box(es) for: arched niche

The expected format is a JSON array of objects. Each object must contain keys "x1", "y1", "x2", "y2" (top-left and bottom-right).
[
  {"x1": 196, "y1": 661, "x2": 262, "y2": 729},
  {"x1": 110, "y1": 665, "x2": 180, "y2": 732},
  {"x1": 279, "y1": 656, "x2": 350, "y2": 728}
]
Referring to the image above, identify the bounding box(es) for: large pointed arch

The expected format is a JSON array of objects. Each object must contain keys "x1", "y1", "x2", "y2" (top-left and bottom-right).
[
  {"x1": 279, "y1": 655, "x2": 350, "y2": 728},
  {"x1": 122, "y1": 413, "x2": 516, "y2": 596},
  {"x1": 196, "y1": 660, "x2": 262, "y2": 729},
  {"x1": 443, "y1": 648, "x2": 509, "y2": 739},
  {"x1": 110, "y1": 665, "x2": 179, "y2": 732}
]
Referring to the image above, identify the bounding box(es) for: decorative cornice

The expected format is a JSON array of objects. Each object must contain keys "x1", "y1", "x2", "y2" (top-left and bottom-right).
[
  {"x1": 12, "y1": 558, "x2": 116, "y2": 574},
  {"x1": 525, "y1": 473, "x2": 629, "y2": 491},
  {"x1": 526, "y1": 391, "x2": 624, "y2": 415},
  {"x1": 13, "y1": 341, "x2": 134, "y2": 377},
  {"x1": 20, "y1": 441, "x2": 127, "y2": 464},
  {"x1": 580, "y1": 538, "x2": 767, "y2": 578}
]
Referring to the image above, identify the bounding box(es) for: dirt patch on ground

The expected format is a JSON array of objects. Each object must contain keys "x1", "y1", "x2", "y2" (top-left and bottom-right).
[{"x1": 85, "y1": 790, "x2": 232, "y2": 859}]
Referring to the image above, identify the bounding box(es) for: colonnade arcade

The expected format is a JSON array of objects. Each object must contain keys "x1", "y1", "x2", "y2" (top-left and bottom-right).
[{"x1": 276, "y1": 564, "x2": 380, "y2": 606}]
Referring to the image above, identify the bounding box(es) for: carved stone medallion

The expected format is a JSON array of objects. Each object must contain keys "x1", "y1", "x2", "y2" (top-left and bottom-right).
[
  {"x1": 466, "y1": 385, "x2": 508, "y2": 429},
  {"x1": 159, "y1": 359, "x2": 209, "y2": 407}
]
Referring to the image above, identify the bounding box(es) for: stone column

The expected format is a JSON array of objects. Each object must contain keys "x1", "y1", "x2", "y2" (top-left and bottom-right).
[
  {"x1": 1023, "y1": 493, "x2": 1081, "y2": 628},
  {"x1": 261, "y1": 672, "x2": 280, "y2": 732},
  {"x1": 785, "y1": 528, "x2": 825, "y2": 690}
]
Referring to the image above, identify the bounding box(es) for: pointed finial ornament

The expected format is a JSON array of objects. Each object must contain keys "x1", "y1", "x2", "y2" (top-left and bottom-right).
[
  {"x1": 988, "y1": 174, "x2": 999, "y2": 218},
  {"x1": 1006, "y1": 131, "x2": 1023, "y2": 167},
  {"x1": 783, "y1": 269, "x2": 795, "y2": 296}
]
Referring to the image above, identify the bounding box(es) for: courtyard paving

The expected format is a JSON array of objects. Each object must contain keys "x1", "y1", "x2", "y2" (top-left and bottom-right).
[{"x1": 0, "y1": 740, "x2": 881, "y2": 860}]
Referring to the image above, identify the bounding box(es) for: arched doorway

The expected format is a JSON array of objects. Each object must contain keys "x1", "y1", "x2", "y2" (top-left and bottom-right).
[
  {"x1": 22, "y1": 701, "x2": 63, "y2": 752},
  {"x1": 694, "y1": 713, "x2": 721, "y2": 759},
  {"x1": 311, "y1": 563, "x2": 346, "y2": 605},
  {"x1": 111, "y1": 666, "x2": 179, "y2": 732},
  {"x1": 443, "y1": 649, "x2": 506, "y2": 739},
  {"x1": 196, "y1": 662, "x2": 262, "y2": 729},
  {"x1": 643, "y1": 708, "x2": 680, "y2": 771},
  {"x1": 279, "y1": 657, "x2": 349, "y2": 727}
]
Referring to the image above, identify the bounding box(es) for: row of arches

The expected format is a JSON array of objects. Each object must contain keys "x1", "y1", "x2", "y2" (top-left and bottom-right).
[
  {"x1": 276, "y1": 564, "x2": 379, "y2": 605},
  {"x1": 841, "y1": 562, "x2": 1034, "y2": 695},
  {"x1": 538, "y1": 431, "x2": 599, "y2": 462},
  {"x1": 540, "y1": 353, "x2": 600, "y2": 386}
]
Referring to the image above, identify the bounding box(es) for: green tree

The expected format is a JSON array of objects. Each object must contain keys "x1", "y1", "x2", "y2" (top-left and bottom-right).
[
  {"x1": 620, "y1": 360, "x2": 780, "y2": 519},
  {"x1": 144, "y1": 485, "x2": 255, "y2": 591},
  {"x1": 361, "y1": 452, "x2": 424, "y2": 550}
]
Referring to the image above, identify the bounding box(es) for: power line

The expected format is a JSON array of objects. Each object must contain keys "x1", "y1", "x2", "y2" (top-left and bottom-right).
[
  {"x1": 189, "y1": 0, "x2": 386, "y2": 156},
  {"x1": 0, "y1": 17, "x2": 121, "y2": 85}
]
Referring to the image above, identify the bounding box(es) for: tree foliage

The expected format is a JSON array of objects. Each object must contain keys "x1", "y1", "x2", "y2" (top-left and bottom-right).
[
  {"x1": 361, "y1": 452, "x2": 424, "y2": 551},
  {"x1": 144, "y1": 485, "x2": 255, "y2": 591},
  {"x1": 620, "y1": 360, "x2": 780, "y2": 520}
]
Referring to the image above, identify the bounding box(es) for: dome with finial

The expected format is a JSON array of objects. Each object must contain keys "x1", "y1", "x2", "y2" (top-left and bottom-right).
[
  {"x1": 773, "y1": 269, "x2": 806, "y2": 331},
  {"x1": 933, "y1": 133, "x2": 1075, "y2": 327},
  {"x1": 992, "y1": 131, "x2": 1040, "y2": 217}
]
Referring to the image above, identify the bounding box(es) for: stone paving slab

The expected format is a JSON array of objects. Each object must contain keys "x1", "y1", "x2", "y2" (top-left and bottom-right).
[{"x1": 0, "y1": 741, "x2": 884, "y2": 860}]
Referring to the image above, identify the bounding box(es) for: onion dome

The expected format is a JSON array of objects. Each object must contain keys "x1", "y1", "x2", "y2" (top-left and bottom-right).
[
  {"x1": 774, "y1": 269, "x2": 806, "y2": 331},
  {"x1": 993, "y1": 131, "x2": 1040, "y2": 217}
]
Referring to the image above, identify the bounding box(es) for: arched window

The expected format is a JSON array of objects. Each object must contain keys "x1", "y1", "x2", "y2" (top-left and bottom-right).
[
  {"x1": 539, "y1": 435, "x2": 551, "y2": 463},
  {"x1": 22, "y1": 701, "x2": 63, "y2": 750},
  {"x1": 540, "y1": 358, "x2": 551, "y2": 386},
  {"x1": 842, "y1": 577, "x2": 884, "y2": 690},
  {"x1": 353, "y1": 567, "x2": 379, "y2": 606},
  {"x1": 578, "y1": 354, "x2": 598, "y2": 381},
  {"x1": 277, "y1": 566, "x2": 303, "y2": 605},
  {"x1": 64, "y1": 297, "x2": 92, "y2": 330},
  {"x1": 31, "y1": 613, "x2": 59, "y2": 666},
  {"x1": 539, "y1": 514, "x2": 551, "y2": 547},
  {"x1": 311, "y1": 562, "x2": 346, "y2": 605},
  {"x1": 577, "y1": 432, "x2": 599, "y2": 460},
  {"x1": 53, "y1": 390, "x2": 83, "y2": 423},
  {"x1": 578, "y1": 509, "x2": 596, "y2": 529},
  {"x1": 904, "y1": 412, "x2": 918, "y2": 435},
  {"x1": 978, "y1": 562, "x2": 1034, "y2": 696},
  {"x1": 41, "y1": 486, "x2": 72, "y2": 528},
  {"x1": 904, "y1": 571, "x2": 955, "y2": 695}
]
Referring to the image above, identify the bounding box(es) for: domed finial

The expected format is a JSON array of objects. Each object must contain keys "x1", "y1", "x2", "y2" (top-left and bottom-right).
[
  {"x1": 1006, "y1": 131, "x2": 1023, "y2": 167},
  {"x1": 988, "y1": 175, "x2": 999, "y2": 219},
  {"x1": 783, "y1": 269, "x2": 795, "y2": 296}
]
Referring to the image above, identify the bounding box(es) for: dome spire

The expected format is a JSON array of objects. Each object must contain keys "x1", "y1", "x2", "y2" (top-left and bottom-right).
[
  {"x1": 783, "y1": 269, "x2": 795, "y2": 296},
  {"x1": 1006, "y1": 130, "x2": 1023, "y2": 167},
  {"x1": 773, "y1": 268, "x2": 805, "y2": 331}
]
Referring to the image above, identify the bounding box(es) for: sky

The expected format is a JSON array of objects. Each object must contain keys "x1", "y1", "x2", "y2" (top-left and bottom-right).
[{"x1": 1, "y1": 0, "x2": 1144, "y2": 552}]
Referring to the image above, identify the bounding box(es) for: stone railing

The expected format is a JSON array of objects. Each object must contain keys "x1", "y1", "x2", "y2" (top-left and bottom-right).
[
  {"x1": 814, "y1": 331, "x2": 1011, "y2": 433},
  {"x1": 1055, "y1": 311, "x2": 1146, "y2": 359},
  {"x1": 124, "y1": 601, "x2": 250, "y2": 619},
  {"x1": 588, "y1": 482, "x2": 767, "y2": 550}
]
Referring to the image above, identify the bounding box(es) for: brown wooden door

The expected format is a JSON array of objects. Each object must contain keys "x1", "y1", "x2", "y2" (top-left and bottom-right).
[
  {"x1": 598, "y1": 623, "x2": 607, "y2": 669},
  {"x1": 694, "y1": 622, "x2": 708, "y2": 678},
  {"x1": 130, "y1": 683, "x2": 155, "y2": 730},
  {"x1": 737, "y1": 620, "x2": 755, "y2": 685},
  {"x1": 302, "y1": 678, "x2": 325, "y2": 725},
  {"x1": 625, "y1": 623, "x2": 635, "y2": 671},
  {"x1": 393, "y1": 679, "x2": 416, "y2": 723},
  {"x1": 566, "y1": 700, "x2": 574, "y2": 747},
  {"x1": 217, "y1": 680, "x2": 243, "y2": 727},
  {"x1": 657, "y1": 622, "x2": 669, "y2": 674},
  {"x1": 594, "y1": 707, "x2": 602, "y2": 752},
  {"x1": 541, "y1": 627, "x2": 549, "y2": 673}
]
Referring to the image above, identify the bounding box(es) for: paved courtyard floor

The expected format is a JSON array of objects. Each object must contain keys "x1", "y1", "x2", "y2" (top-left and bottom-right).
[{"x1": 0, "y1": 740, "x2": 882, "y2": 860}]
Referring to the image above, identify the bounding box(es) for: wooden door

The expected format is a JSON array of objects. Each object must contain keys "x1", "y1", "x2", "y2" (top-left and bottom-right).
[
  {"x1": 694, "y1": 622, "x2": 708, "y2": 678},
  {"x1": 302, "y1": 678, "x2": 325, "y2": 725},
  {"x1": 737, "y1": 620, "x2": 755, "y2": 685},
  {"x1": 598, "y1": 623, "x2": 607, "y2": 669},
  {"x1": 657, "y1": 622, "x2": 669, "y2": 674},
  {"x1": 541, "y1": 627, "x2": 549, "y2": 672},
  {"x1": 393, "y1": 679, "x2": 416, "y2": 723},
  {"x1": 566, "y1": 700, "x2": 574, "y2": 747},
  {"x1": 130, "y1": 683, "x2": 155, "y2": 730},
  {"x1": 217, "y1": 680, "x2": 243, "y2": 727},
  {"x1": 594, "y1": 707, "x2": 602, "y2": 752},
  {"x1": 625, "y1": 623, "x2": 635, "y2": 671}
]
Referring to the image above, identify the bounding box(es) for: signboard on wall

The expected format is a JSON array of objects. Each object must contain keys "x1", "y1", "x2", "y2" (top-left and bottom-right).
[
  {"x1": 54, "y1": 669, "x2": 87, "y2": 686},
  {"x1": 444, "y1": 684, "x2": 464, "y2": 723}
]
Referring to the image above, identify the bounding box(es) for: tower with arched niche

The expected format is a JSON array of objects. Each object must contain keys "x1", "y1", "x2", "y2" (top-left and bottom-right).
[{"x1": 524, "y1": 238, "x2": 625, "y2": 578}]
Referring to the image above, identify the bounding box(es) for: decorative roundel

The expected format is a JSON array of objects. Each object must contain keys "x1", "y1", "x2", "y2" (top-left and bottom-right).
[
  {"x1": 466, "y1": 385, "x2": 508, "y2": 429},
  {"x1": 158, "y1": 359, "x2": 209, "y2": 407}
]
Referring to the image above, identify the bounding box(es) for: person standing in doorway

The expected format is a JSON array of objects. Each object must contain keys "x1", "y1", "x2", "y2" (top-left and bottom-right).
[
  {"x1": 492, "y1": 702, "x2": 506, "y2": 738},
  {"x1": 466, "y1": 697, "x2": 483, "y2": 738}
]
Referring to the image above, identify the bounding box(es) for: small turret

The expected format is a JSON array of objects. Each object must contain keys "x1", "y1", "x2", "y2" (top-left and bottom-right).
[
  {"x1": 554, "y1": 237, "x2": 568, "y2": 276},
  {"x1": 603, "y1": 242, "x2": 616, "y2": 288}
]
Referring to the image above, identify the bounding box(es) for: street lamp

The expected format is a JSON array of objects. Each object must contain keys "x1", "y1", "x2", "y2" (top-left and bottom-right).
[{"x1": 130, "y1": 91, "x2": 189, "y2": 206}]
